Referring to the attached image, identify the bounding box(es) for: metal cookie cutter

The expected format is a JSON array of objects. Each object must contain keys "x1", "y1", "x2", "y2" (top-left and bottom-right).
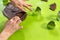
[{"x1": 2, "y1": 3, "x2": 27, "y2": 21}]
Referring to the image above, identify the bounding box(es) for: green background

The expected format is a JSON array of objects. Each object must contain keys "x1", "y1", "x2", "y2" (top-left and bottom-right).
[{"x1": 0, "y1": 0, "x2": 60, "y2": 40}]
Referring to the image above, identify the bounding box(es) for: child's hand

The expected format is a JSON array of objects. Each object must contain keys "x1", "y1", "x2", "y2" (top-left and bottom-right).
[
  {"x1": 10, "y1": 0, "x2": 32, "y2": 11},
  {"x1": 4, "y1": 16, "x2": 22, "y2": 33},
  {"x1": 0, "y1": 16, "x2": 23, "y2": 40}
]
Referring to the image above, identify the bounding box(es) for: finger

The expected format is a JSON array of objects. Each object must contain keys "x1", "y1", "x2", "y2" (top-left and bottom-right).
[
  {"x1": 16, "y1": 19, "x2": 22, "y2": 24},
  {"x1": 15, "y1": 26, "x2": 23, "y2": 31},
  {"x1": 13, "y1": 16, "x2": 20, "y2": 20},
  {"x1": 16, "y1": 5, "x2": 25, "y2": 12},
  {"x1": 13, "y1": 16, "x2": 20, "y2": 23},
  {"x1": 24, "y1": 4, "x2": 32, "y2": 11},
  {"x1": 18, "y1": 26, "x2": 23, "y2": 30},
  {"x1": 10, "y1": 16, "x2": 20, "y2": 24},
  {"x1": 9, "y1": 18, "x2": 14, "y2": 23},
  {"x1": 26, "y1": 4, "x2": 32, "y2": 7}
]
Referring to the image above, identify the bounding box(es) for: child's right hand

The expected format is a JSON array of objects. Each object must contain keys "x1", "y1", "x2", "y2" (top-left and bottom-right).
[{"x1": 10, "y1": 0, "x2": 32, "y2": 11}]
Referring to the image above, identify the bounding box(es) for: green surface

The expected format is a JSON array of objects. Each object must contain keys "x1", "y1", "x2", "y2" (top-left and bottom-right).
[{"x1": 0, "y1": 0, "x2": 60, "y2": 40}]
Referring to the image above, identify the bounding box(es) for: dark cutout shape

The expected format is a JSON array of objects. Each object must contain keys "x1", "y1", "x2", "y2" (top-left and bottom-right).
[
  {"x1": 56, "y1": 11, "x2": 60, "y2": 21},
  {"x1": 47, "y1": 21, "x2": 55, "y2": 30},
  {"x1": 49, "y1": 3, "x2": 56, "y2": 11},
  {"x1": 2, "y1": 3, "x2": 27, "y2": 21},
  {"x1": 41, "y1": 0, "x2": 48, "y2": 2},
  {"x1": 32, "y1": 7, "x2": 41, "y2": 16},
  {"x1": 35, "y1": 7, "x2": 41, "y2": 12}
]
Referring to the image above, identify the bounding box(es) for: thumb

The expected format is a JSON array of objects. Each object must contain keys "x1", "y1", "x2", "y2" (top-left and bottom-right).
[{"x1": 18, "y1": 26, "x2": 23, "y2": 30}]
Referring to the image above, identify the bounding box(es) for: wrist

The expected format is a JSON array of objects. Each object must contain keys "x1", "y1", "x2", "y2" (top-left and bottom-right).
[{"x1": 0, "y1": 31, "x2": 12, "y2": 40}]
